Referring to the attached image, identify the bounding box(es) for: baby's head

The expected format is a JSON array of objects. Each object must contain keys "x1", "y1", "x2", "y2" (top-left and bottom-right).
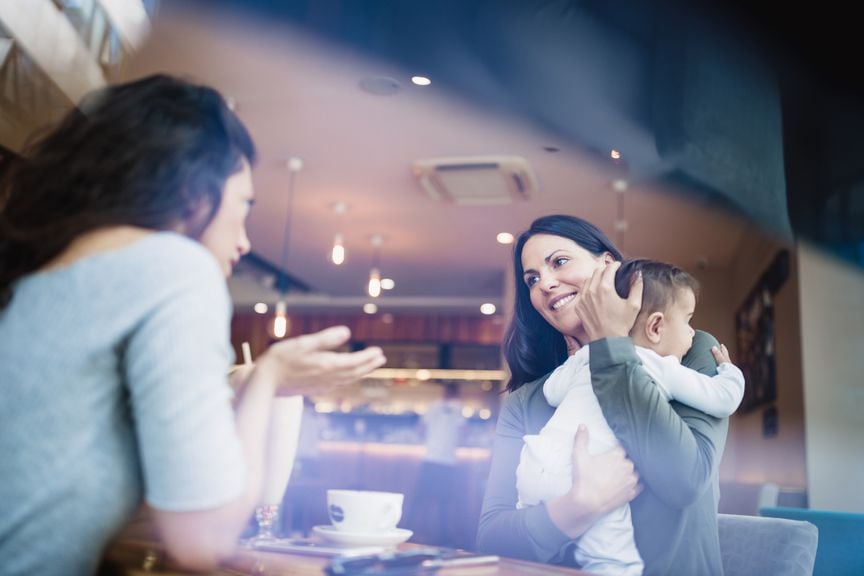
[{"x1": 615, "y1": 259, "x2": 699, "y2": 360}]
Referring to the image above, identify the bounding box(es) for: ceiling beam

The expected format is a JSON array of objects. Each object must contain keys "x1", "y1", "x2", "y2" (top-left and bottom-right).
[
  {"x1": 95, "y1": 0, "x2": 150, "y2": 51},
  {"x1": 0, "y1": 0, "x2": 105, "y2": 104}
]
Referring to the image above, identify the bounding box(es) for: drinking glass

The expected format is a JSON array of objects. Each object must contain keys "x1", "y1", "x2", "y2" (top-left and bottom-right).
[{"x1": 248, "y1": 395, "x2": 303, "y2": 544}]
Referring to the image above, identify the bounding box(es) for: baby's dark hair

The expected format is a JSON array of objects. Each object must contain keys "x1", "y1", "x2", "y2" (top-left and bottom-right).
[{"x1": 615, "y1": 259, "x2": 700, "y2": 316}]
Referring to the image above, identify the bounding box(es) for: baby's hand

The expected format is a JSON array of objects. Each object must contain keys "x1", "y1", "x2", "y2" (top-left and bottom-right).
[{"x1": 711, "y1": 343, "x2": 732, "y2": 365}]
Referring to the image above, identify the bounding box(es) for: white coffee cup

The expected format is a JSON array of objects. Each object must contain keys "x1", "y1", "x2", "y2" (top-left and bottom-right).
[{"x1": 327, "y1": 489, "x2": 403, "y2": 533}]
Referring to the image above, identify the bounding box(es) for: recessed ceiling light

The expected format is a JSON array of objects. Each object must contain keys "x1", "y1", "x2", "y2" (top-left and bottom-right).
[
  {"x1": 332, "y1": 201, "x2": 348, "y2": 214},
  {"x1": 480, "y1": 303, "x2": 496, "y2": 315},
  {"x1": 610, "y1": 149, "x2": 621, "y2": 160},
  {"x1": 381, "y1": 278, "x2": 395, "y2": 290},
  {"x1": 363, "y1": 303, "x2": 378, "y2": 314},
  {"x1": 286, "y1": 156, "x2": 303, "y2": 172},
  {"x1": 411, "y1": 75, "x2": 431, "y2": 86},
  {"x1": 496, "y1": 232, "x2": 514, "y2": 245},
  {"x1": 253, "y1": 302, "x2": 268, "y2": 314},
  {"x1": 612, "y1": 179, "x2": 628, "y2": 192}
]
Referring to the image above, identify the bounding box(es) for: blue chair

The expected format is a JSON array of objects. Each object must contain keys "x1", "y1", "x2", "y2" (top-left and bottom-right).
[
  {"x1": 719, "y1": 513, "x2": 818, "y2": 576},
  {"x1": 760, "y1": 506, "x2": 864, "y2": 576}
]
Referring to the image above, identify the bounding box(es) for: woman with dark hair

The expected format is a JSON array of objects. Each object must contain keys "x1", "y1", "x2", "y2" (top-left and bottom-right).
[
  {"x1": 0, "y1": 74, "x2": 385, "y2": 575},
  {"x1": 477, "y1": 214, "x2": 728, "y2": 575}
]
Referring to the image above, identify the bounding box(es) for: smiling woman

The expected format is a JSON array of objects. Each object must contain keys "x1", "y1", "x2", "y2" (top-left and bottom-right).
[
  {"x1": 477, "y1": 214, "x2": 731, "y2": 576},
  {"x1": 504, "y1": 216, "x2": 623, "y2": 388}
]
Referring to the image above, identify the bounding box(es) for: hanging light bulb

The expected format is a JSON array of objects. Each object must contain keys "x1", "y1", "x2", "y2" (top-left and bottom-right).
[
  {"x1": 367, "y1": 267, "x2": 382, "y2": 298},
  {"x1": 272, "y1": 300, "x2": 289, "y2": 339},
  {"x1": 331, "y1": 234, "x2": 345, "y2": 265},
  {"x1": 367, "y1": 234, "x2": 383, "y2": 298}
]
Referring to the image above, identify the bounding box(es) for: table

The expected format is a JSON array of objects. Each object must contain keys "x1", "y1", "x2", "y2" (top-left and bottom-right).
[{"x1": 101, "y1": 538, "x2": 593, "y2": 576}]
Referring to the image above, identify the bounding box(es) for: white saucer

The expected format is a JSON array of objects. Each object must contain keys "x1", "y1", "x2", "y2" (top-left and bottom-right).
[{"x1": 312, "y1": 525, "x2": 413, "y2": 547}]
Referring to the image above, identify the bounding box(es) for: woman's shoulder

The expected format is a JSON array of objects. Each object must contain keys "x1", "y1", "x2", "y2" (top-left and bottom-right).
[
  {"x1": 508, "y1": 373, "x2": 548, "y2": 401},
  {"x1": 682, "y1": 330, "x2": 721, "y2": 374},
  {"x1": 75, "y1": 231, "x2": 224, "y2": 304},
  {"x1": 692, "y1": 330, "x2": 720, "y2": 348},
  {"x1": 105, "y1": 232, "x2": 221, "y2": 283},
  {"x1": 504, "y1": 373, "x2": 556, "y2": 434}
]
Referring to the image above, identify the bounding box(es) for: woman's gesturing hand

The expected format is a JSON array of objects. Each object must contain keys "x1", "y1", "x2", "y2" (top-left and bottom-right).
[
  {"x1": 256, "y1": 326, "x2": 386, "y2": 394},
  {"x1": 547, "y1": 425, "x2": 642, "y2": 539},
  {"x1": 573, "y1": 261, "x2": 643, "y2": 343}
]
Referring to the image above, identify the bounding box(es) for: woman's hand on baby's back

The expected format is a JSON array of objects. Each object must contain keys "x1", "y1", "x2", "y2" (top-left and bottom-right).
[{"x1": 546, "y1": 425, "x2": 642, "y2": 539}]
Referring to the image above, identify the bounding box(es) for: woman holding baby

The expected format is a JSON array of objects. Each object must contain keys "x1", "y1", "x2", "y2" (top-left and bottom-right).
[{"x1": 477, "y1": 214, "x2": 739, "y2": 575}]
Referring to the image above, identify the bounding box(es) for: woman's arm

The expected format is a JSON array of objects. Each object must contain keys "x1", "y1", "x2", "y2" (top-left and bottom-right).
[
  {"x1": 477, "y1": 385, "x2": 640, "y2": 563},
  {"x1": 589, "y1": 332, "x2": 728, "y2": 508},
  {"x1": 151, "y1": 327, "x2": 385, "y2": 570},
  {"x1": 477, "y1": 388, "x2": 573, "y2": 563}
]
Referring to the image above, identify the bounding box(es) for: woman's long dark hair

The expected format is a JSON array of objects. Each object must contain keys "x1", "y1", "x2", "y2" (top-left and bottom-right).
[
  {"x1": 0, "y1": 74, "x2": 256, "y2": 309},
  {"x1": 504, "y1": 214, "x2": 623, "y2": 391}
]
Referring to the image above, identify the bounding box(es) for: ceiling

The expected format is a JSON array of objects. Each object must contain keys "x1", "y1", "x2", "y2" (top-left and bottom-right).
[{"x1": 125, "y1": 1, "x2": 764, "y2": 313}]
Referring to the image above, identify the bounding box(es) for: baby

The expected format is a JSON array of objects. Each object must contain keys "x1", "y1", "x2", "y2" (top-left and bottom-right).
[{"x1": 516, "y1": 259, "x2": 745, "y2": 576}]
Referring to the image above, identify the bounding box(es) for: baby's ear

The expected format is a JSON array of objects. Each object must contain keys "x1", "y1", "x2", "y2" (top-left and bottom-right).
[{"x1": 644, "y1": 312, "x2": 664, "y2": 344}]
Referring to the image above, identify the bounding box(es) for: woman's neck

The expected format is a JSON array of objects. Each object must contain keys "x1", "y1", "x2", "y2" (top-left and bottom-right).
[{"x1": 564, "y1": 331, "x2": 587, "y2": 356}]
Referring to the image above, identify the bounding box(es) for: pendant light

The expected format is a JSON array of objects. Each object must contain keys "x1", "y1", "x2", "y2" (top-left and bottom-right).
[
  {"x1": 272, "y1": 156, "x2": 302, "y2": 339},
  {"x1": 367, "y1": 234, "x2": 383, "y2": 298}
]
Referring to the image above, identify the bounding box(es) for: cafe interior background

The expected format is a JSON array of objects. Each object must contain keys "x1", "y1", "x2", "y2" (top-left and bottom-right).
[{"x1": 1, "y1": 0, "x2": 862, "y2": 550}]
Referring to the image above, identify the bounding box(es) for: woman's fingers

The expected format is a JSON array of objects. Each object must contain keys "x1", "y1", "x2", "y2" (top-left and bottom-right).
[
  {"x1": 307, "y1": 347, "x2": 386, "y2": 380},
  {"x1": 324, "y1": 349, "x2": 388, "y2": 385},
  {"x1": 599, "y1": 259, "x2": 621, "y2": 289},
  {"x1": 262, "y1": 328, "x2": 386, "y2": 392},
  {"x1": 292, "y1": 325, "x2": 352, "y2": 352},
  {"x1": 570, "y1": 426, "x2": 640, "y2": 515},
  {"x1": 575, "y1": 261, "x2": 638, "y2": 342},
  {"x1": 626, "y1": 269, "x2": 644, "y2": 309},
  {"x1": 572, "y1": 424, "x2": 590, "y2": 464}
]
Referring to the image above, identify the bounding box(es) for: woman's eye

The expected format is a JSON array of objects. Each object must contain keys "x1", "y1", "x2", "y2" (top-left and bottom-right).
[
  {"x1": 553, "y1": 257, "x2": 569, "y2": 267},
  {"x1": 524, "y1": 275, "x2": 539, "y2": 287}
]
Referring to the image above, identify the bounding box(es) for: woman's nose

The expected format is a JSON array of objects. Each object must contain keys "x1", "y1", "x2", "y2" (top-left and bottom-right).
[
  {"x1": 238, "y1": 228, "x2": 251, "y2": 256},
  {"x1": 539, "y1": 272, "x2": 559, "y2": 292}
]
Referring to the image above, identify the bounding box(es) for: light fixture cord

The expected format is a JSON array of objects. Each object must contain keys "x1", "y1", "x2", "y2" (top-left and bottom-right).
[
  {"x1": 616, "y1": 188, "x2": 625, "y2": 252},
  {"x1": 278, "y1": 168, "x2": 296, "y2": 295}
]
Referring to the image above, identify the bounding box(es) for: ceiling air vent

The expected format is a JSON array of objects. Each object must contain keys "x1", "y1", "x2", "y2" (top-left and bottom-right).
[{"x1": 411, "y1": 156, "x2": 537, "y2": 205}]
